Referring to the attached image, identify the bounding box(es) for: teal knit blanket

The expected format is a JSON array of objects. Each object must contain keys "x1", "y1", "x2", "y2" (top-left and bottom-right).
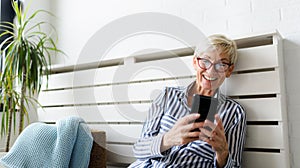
[{"x1": 0, "y1": 116, "x2": 93, "y2": 168}]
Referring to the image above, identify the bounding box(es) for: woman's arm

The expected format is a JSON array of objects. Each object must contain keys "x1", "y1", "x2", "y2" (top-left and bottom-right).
[
  {"x1": 133, "y1": 88, "x2": 204, "y2": 160},
  {"x1": 216, "y1": 102, "x2": 247, "y2": 168},
  {"x1": 200, "y1": 101, "x2": 247, "y2": 167},
  {"x1": 132, "y1": 88, "x2": 168, "y2": 159}
]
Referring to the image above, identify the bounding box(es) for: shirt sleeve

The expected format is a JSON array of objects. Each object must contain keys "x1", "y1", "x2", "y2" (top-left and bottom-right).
[
  {"x1": 214, "y1": 101, "x2": 247, "y2": 168},
  {"x1": 132, "y1": 87, "x2": 169, "y2": 160}
]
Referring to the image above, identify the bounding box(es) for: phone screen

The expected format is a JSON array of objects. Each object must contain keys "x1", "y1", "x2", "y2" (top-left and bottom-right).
[{"x1": 191, "y1": 94, "x2": 218, "y2": 122}]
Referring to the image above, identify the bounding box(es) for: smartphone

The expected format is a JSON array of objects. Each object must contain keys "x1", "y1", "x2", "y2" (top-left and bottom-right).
[{"x1": 191, "y1": 94, "x2": 218, "y2": 122}]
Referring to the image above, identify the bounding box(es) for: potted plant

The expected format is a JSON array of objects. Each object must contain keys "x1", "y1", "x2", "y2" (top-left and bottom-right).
[{"x1": 0, "y1": 1, "x2": 62, "y2": 151}]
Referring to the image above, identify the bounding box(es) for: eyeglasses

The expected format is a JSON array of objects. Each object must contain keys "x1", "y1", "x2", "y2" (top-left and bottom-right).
[{"x1": 196, "y1": 57, "x2": 232, "y2": 73}]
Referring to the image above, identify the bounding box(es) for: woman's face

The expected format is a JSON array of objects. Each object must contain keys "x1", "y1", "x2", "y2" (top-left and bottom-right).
[{"x1": 193, "y1": 49, "x2": 234, "y2": 93}]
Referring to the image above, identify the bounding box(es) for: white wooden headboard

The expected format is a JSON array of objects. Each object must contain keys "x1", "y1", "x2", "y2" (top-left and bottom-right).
[{"x1": 38, "y1": 31, "x2": 290, "y2": 168}]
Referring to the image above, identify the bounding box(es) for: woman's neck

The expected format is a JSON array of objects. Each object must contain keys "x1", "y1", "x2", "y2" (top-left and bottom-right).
[{"x1": 190, "y1": 82, "x2": 215, "y2": 97}]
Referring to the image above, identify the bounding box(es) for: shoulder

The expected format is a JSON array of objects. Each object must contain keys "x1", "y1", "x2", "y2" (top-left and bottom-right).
[
  {"x1": 226, "y1": 97, "x2": 245, "y2": 111},
  {"x1": 152, "y1": 86, "x2": 185, "y2": 106},
  {"x1": 165, "y1": 86, "x2": 185, "y2": 93},
  {"x1": 222, "y1": 96, "x2": 246, "y2": 119},
  {"x1": 152, "y1": 86, "x2": 183, "y2": 104},
  {"x1": 164, "y1": 86, "x2": 185, "y2": 99}
]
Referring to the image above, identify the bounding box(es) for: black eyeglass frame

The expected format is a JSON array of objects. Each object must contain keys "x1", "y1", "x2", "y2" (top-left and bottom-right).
[{"x1": 196, "y1": 57, "x2": 232, "y2": 73}]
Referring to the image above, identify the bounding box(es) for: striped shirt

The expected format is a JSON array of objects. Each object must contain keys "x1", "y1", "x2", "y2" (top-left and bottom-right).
[{"x1": 129, "y1": 81, "x2": 247, "y2": 168}]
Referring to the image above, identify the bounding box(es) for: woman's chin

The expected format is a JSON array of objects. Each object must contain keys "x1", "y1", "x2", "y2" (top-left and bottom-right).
[{"x1": 200, "y1": 81, "x2": 219, "y2": 93}]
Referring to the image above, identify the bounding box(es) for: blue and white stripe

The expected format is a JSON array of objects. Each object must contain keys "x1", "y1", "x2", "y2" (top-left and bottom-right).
[{"x1": 130, "y1": 81, "x2": 247, "y2": 168}]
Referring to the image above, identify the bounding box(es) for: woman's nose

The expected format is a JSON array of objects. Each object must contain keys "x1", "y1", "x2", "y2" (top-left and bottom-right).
[{"x1": 205, "y1": 64, "x2": 218, "y2": 74}]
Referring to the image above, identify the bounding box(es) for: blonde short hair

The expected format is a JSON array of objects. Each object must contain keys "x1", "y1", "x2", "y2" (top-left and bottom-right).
[{"x1": 194, "y1": 34, "x2": 238, "y2": 64}]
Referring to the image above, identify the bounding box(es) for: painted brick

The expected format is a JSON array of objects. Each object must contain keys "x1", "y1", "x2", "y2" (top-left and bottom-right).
[
  {"x1": 286, "y1": 105, "x2": 300, "y2": 120},
  {"x1": 284, "y1": 48, "x2": 300, "y2": 95},
  {"x1": 162, "y1": 0, "x2": 185, "y2": 16},
  {"x1": 204, "y1": 7, "x2": 229, "y2": 23},
  {"x1": 284, "y1": 33, "x2": 300, "y2": 48},
  {"x1": 197, "y1": 0, "x2": 226, "y2": 9},
  {"x1": 226, "y1": 0, "x2": 252, "y2": 16},
  {"x1": 281, "y1": 5, "x2": 300, "y2": 21},
  {"x1": 252, "y1": 9, "x2": 281, "y2": 32},
  {"x1": 201, "y1": 19, "x2": 228, "y2": 35},
  {"x1": 123, "y1": 0, "x2": 165, "y2": 14},
  {"x1": 286, "y1": 49, "x2": 300, "y2": 92},
  {"x1": 291, "y1": 138, "x2": 300, "y2": 166},
  {"x1": 251, "y1": 0, "x2": 288, "y2": 12},
  {"x1": 178, "y1": 0, "x2": 225, "y2": 11},
  {"x1": 181, "y1": 5, "x2": 205, "y2": 31},
  {"x1": 285, "y1": 72, "x2": 300, "y2": 95},
  {"x1": 278, "y1": 19, "x2": 300, "y2": 35},
  {"x1": 289, "y1": 120, "x2": 300, "y2": 137},
  {"x1": 287, "y1": 92, "x2": 300, "y2": 106},
  {"x1": 227, "y1": 14, "x2": 252, "y2": 36}
]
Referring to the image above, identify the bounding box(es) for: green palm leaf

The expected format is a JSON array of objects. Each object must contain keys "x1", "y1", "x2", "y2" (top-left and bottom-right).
[{"x1": 0, "y1": 0, "x2": 64, "y2": 151}]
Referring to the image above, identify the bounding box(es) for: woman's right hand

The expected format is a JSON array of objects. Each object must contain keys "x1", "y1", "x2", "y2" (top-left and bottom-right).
[{"x1": 161, "y1": 113, "x2": 203, "y2": 152}]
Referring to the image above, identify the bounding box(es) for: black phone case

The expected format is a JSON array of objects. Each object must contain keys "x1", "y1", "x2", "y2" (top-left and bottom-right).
[{"x1": 191, "y1": 94, "x2": 218, "y2": 122}]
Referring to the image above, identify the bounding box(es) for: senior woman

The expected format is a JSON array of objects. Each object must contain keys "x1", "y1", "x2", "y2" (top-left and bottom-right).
[{"x1": 129, "y1": 34, "x2": 247, "y2": 168}]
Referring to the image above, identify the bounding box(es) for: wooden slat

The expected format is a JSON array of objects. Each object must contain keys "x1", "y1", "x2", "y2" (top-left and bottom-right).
[
  {"x1": 44, "y1": 56, "x2": 195, "y2": 90},
  {"x1": 242, "y1": 151, "x2": 287, "y2": 168},
  {"x1": 88, "y1": 124, "x2": 143, "y2": 144},
  {"x1": 44, "y1": 45, "x2": 278, "y2": 91},
  {"x1": 38, "y1": 106, "x2": 285, "y2": 148},
  {"x1": 39, "y1": 78, "x2": 193, "y2": 106},
  {"x1": 105, "y1": 146, "x2": 288, "y2": 167},
  {"x1": 111, "y1": 56, "x2": 194, "y2": 82},
  {"x1": 39, "y1": 71, "x2": 280, "y2": 107},
  {"x1": 106, "y1": 148, "x2": 288, "y2": 167},
  {"x1": 222, "y1": 71, "x2": 280, "y2": 96},
  {"x1": 38, "y1": 104, "x2": 149, "y2": 122},
  {"x1": 245, "y1": 125, "x2": 283, "y2": 149},
  {"x1": 235, "y1": 45, "x2": 278, "y2": 71},
  {"x1": 233, "y1": 31, "x2": 275, "y2": 48},
  {"x1": 45, "y1": 66, "x2": 118, "y2": 90},
  {"x1": 238, "y1": 97, "x2": 282, "y2": 121},
  {"x1": 38, "y1": 97, "x2": 282, "y2": 123},
  {"x1": 89, "y1": 124, "x2": 284, "y2": 150},
  {"x1": 36, "y1": 32, "x2": 290, "y2": 168}
]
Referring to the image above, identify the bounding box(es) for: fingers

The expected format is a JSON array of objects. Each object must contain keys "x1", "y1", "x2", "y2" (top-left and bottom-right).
[
  {"x1": 179, "y1": 113, "x2": 200, "y2": 125},
  {"x1": 178, "y1": 113, "x2": 204, "y2": 132},
  {"x1": 199, "y1": 121, "x2": 214, "y2": 141},
  {"x1": 187, "y1": 130, "x2": 202, "y2": 138},
  {"x1": 215, "y1": 114, "x2": 222, "y2": 127},
  {"x1": 203, "y1": 119, "x2": 216, "y2": 131},
  {"x1": 213, "y1": 114, "x2": 224, "y2": 134},
  {"x1": 169, "y1": 114, "x2": 224, "y2": 146},
  {"x1": 200, "y1": 114, "x2": 228, "y2": 152},
  {"x1": 199, "y1": 115, "x2": 223, "y2": 142},
  {"x1": 167, "y1": 114, "x2": 203, "y2": 146},
  {"x1": 199, "y1": 127, "x2": 212, "y2": 139}
]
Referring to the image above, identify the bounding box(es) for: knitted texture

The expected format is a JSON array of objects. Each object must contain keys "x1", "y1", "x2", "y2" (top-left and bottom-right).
[{"x1": 0, "y1": 116, "x2": 93, "y2": 168}]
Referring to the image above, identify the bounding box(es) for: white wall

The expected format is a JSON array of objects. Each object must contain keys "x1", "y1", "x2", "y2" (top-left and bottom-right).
[{"x1": 24, "y1": 0, "x2": 300, "y2": 167}]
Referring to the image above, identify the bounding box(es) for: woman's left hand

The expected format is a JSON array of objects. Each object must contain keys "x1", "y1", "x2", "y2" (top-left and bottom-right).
[{"x1": 199, "y1": 114, "x2": 229, "y2": 168}]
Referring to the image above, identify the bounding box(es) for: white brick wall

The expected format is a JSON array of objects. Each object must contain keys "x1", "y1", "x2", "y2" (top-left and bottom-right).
[
  {"x1": 12, "y1": 0, "x2": 300, "y2": 167},
  {"x1": 226, "y1": 0, "x2": 252, "y2": 16},
  {"x1": 228, "y1": 14, "x2": 253, "y2": 35},
  {"x1": 251, "y1": 0, "x2": 287, "y2": 12},
  {"x1": 252, "y1": 9, "x2": 281, "y2": 32}
]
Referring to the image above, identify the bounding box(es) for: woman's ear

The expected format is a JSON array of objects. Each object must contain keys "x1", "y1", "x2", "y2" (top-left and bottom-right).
[
  {"x1": 225, "y1": 64, "x2": 235, "y2": 78},
  {"x1": 193, "y1": 57, "x2": 198, "y2": 70}
]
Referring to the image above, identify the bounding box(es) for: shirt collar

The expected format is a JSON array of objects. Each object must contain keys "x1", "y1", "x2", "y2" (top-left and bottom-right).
[{"x1": 181, "y1": 80, "x2": 226, "y2": 105}]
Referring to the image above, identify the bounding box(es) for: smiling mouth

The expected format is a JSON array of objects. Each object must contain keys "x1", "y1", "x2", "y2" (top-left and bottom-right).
[{"x1": 203, "y1": 75, "x2": 217, "y2": 81}]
